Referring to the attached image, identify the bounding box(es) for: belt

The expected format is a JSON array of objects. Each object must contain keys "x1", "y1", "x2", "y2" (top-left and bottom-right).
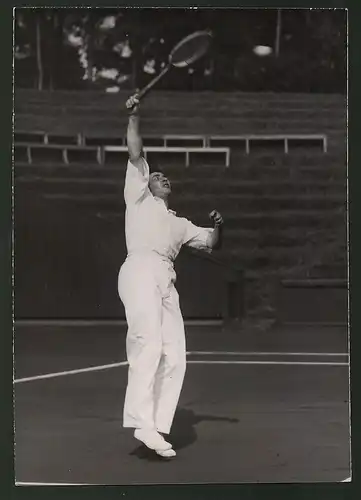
[{"x1": 127, "y1": 250, "x2": 174, "y2": 265}]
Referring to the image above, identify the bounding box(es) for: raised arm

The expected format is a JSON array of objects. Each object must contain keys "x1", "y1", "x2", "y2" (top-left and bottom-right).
[
  {"x1": 124, "y1": 95, "x2": 150, "y2": 205},
  {"x1": 126, "y1": 94, "x2": 146, "y2": 175}
]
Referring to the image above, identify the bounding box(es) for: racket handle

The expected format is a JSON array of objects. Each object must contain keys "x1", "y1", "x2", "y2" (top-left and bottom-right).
[{"x1": 137, "y1": 65, "x2": 171, "y2": 100}]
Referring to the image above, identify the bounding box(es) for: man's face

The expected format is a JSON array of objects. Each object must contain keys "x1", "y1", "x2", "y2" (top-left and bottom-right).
[{"x1": 149, "y1": 172, "x2": 171, "y2": 198}]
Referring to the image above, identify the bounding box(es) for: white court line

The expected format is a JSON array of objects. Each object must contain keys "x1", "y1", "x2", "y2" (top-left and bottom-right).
[
  {"x1": 186, "y1": 351, "x2": 348, "y2": 357},
  {"x1": 187, "y1": 361, "x2": 348, "y2": 366},
  {"x1": 14, "y1": 357, "x2": 348, "y2": 384},
  {"x1": 16, "y1": 477, "x2": 353, "y2": 486},
  {"x1": 16, "y1": 482, "x2": 91, "y2": 486},
  {"x1": 15, "y1": 319, "x2": 222, "y2": 327},
  {"x1": 14, "y1": 361, "x2": 129, "y2": 384}
]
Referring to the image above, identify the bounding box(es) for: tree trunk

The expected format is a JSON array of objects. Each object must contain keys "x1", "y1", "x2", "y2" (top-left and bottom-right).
[
  {"x1": 274, "y1": 9, "x2": 282, "y2": 58},
  {"x1": 35, "y1": 14, "x2": 43, "y2": 90}
]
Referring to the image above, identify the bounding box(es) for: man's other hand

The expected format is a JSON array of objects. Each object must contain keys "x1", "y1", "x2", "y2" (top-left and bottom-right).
[{"x1": 209, "y1": 210, "x2": 224, "y2": 227}]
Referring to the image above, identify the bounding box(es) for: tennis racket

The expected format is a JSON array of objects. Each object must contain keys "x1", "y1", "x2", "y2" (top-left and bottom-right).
[{"x1": 136, "y1": 30, "x2": 213, "y2": 100}]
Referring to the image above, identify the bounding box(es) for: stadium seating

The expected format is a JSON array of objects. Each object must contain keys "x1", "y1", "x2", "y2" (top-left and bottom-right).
[
  {"x1": 14, "y1": 90, "x2": 347, "y2": 320},
  {"x1": 14, "y1": 90, "x2": 346, "y2": 146},
  {"x1": 14, "y1": 131, "x2": 328, "y2": 169}
]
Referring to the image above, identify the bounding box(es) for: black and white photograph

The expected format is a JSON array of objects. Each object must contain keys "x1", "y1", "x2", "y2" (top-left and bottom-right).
[{"x1": 13, "y1": 7, "x2": 350, "y2": 485}]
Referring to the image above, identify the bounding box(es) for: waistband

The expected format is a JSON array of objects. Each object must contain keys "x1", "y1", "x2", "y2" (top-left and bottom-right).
[{"x1": 127, "y1": 250, "x2": 174, "y2": 265}]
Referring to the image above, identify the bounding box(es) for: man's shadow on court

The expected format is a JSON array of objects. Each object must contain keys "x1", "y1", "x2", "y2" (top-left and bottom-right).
[{"x1": 130, "y1": 407, "x2": 239, "y2": 461}]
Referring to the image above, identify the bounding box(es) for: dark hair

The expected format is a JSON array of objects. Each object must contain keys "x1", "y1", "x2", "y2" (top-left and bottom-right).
[
  {"x1": 149, "y1": 164, "x2": 164, "y2": 175},
  {"x1": 149, "y1": 170, "x2": 165, "y2": 177}
]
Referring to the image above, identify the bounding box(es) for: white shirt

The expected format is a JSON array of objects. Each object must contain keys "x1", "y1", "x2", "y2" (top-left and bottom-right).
[{"x1": 124, "y1": 158, "x2": 213, "y2": 263}]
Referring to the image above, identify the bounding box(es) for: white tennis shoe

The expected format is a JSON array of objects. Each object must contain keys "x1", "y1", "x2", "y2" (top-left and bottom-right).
[
  {"x1": 134, "y1": 429, "x2": 172, "y2": 452},
  {"x1": 156, "y1": 448, "x2": 177, "y2": 458}
]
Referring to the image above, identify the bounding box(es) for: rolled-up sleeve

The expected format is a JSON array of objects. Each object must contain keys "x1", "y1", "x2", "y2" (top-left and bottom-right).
[
  {"x1": 182, "y1": 219, "x2": 214, "y2": 253},
  {"x1": 124, "y1": 157, "x2": 150, "y2": 205}
]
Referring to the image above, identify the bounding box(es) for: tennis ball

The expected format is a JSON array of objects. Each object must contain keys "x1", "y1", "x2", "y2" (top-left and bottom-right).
[{"x1": 253, "y1": 45, "x2": 273, "y2": 56}]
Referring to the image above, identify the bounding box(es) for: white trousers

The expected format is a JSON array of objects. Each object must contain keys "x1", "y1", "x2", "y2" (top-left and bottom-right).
[{"x1": 118, "y1": 255, "x2": 186, "y2": 435}]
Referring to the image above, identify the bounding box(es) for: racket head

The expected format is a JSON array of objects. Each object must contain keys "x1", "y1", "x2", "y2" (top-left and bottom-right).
[{"x1": 169, "y1": 30, "x2": 213, "y2": 68}]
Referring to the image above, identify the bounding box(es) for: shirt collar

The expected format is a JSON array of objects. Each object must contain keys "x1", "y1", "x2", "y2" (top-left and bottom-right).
[{"x1": 154, "y1": 197, "x2": 177, "y2": 216}]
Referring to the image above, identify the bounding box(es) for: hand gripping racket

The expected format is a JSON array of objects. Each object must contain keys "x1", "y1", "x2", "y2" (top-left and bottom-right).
[{"x1": 136, "y1": 30, "x2": 213, "y2": 100}]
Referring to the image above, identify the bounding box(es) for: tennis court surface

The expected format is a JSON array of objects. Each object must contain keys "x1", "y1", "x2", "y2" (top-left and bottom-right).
[{"x1": 14, "y1": 321, "x2": 350, "y2": 485}]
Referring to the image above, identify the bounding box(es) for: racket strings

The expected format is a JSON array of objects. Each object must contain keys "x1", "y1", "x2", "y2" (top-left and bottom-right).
[{"x1": 171, "y1": 31, "x2": 212, "y2": 68}]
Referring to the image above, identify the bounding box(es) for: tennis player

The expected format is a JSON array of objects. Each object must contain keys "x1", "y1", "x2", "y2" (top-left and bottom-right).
[{"x1": 118, "y1": 94, "x2": 224, "y2": 458}]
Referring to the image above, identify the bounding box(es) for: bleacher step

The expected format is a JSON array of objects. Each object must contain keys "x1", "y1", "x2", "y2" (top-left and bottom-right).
[{"x1": 277, "y1": 279, "x2": 348, "y2": 324}]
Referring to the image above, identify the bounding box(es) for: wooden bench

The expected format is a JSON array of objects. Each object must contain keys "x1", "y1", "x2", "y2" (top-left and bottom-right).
[
  {"x1": 15, "y1": 131, "x2": 207, "y2": 148},
  {"x1": 84, "y1": 134, "x2": 328, "y2": 152},
  {"x1": 84, "y1": 134, "x2": 207, "y2": 148},
  {"x1": 159, "y1": 135, "x2": 207, "y2": 148},
  {"x1": 209, "y1": 134, "x2": 328, "y2": 154},
  {"x1": 14, "y1": 143, "x2": 231, "y2": 167},
  {"x1": 14, "y1": 130, "x2": 82, "y2": 146},
  {"x1": 104, "y1": 146, "x2": 230, "y2": 167},
  {"x1": 15, "y1": 131, "x2": 328, "y2": 155},
  {"x1": 14, "y1": 143, "x2": 102, "y2": 165}
]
